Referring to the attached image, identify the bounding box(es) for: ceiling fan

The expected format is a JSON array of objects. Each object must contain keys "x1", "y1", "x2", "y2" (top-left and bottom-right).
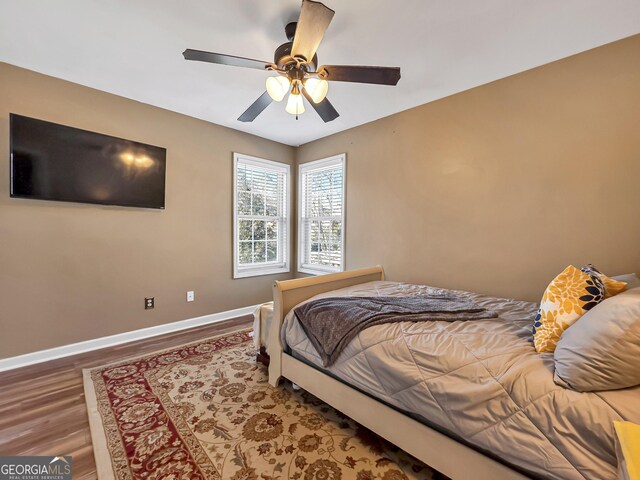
[{"x1": 182, "y1": 0, "x2": 401, "y2": 123}]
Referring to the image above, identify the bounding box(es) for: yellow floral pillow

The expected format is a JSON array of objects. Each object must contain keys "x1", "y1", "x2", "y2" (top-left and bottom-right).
[
  {"x1": 581, "y1": 264, "x2": 627, "y2": 298},
  {"x1": 532, "y1": 265, "x2": 605, "y2": 353}
]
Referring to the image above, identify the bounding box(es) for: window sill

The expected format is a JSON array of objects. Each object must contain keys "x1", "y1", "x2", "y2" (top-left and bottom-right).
[
  {"x1": 297, "y1": 265, "x2": 342, "y2": 276},
  {"x1": 234, "y1": 265, "x2": 289, "y2": 279}
]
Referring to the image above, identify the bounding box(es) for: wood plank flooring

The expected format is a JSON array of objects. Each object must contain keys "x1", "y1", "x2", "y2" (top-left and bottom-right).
[{"x1": 0, "y1": 316, "x2": 252, "y2": 479}]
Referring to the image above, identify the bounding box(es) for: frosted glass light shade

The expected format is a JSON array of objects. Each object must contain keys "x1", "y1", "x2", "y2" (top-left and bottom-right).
[
  {"x1": 266, "y1": 76, "x2": 290, "y2": 102},
  {"x1": 304, "y1": 78, "x2": 329, "y2": 103},
  {"x1": 285, "y1": 93, "x2": 305, "y2": 115}
]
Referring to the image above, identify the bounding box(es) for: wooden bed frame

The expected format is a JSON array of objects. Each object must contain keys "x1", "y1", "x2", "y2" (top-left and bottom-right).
[{"x1": 268, "y1": 266, "x2": 530, "y2": 480}]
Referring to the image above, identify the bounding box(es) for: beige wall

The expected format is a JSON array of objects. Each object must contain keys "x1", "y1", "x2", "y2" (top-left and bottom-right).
[
  {"x1": 296, "y1": 35, "x2": 640, "y2": 301},
  {"x1": 2, "y1": 34, "x2": 639, "y2": 358},
  {"x1": 0, "y1": 63, "x2": 295, "y2": 358}
]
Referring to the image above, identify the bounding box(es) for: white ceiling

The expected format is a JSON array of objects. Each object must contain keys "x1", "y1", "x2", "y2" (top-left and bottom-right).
[{"x1": 1, "y1": 1, "x2": 639, "y2": 146}]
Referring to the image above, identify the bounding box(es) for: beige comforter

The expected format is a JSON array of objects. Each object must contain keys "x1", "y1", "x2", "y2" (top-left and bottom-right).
[{"x1": 282, "y1": 281, "x2": 640, "y2": 479}]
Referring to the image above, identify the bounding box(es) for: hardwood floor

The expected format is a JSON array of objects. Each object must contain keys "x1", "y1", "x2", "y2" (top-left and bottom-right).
[{"x1": 0, "y1": 316, "x2": 252, "y2": 479}]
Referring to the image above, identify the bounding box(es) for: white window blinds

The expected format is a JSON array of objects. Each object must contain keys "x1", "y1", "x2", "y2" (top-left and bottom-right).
[
  {"x1": 233, "y1": 153, "x2": 289, "y2": 278},
  {"x1": 298, "y1": 154, "x2": 345, "y2": 275}
]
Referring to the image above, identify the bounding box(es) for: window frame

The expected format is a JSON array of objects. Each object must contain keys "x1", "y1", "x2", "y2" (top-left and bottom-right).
[
  {"x1": 297, "y1": 154, "x2": 346, "y2": 276},
  {"x1": 233, "y1": 152, "x2": 291, "y2": 279}
]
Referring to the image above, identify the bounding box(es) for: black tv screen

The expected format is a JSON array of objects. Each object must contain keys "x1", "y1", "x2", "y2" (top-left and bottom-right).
[{"x1": 10, "y1": 114, "x2": 166, "y2": 209}]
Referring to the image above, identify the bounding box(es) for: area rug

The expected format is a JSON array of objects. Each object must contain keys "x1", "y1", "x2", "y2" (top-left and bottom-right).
[{"x1": 83, "y1": 329, "x2": 439, "y2": 480}]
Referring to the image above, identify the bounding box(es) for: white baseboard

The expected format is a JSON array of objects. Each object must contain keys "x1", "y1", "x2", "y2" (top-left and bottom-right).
[{"x1": 0, "y1": 304, "x2": 259, "y2": 373}]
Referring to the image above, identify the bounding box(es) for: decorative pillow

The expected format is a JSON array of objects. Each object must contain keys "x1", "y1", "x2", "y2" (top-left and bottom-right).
[
  {"x1": 581, "y1": 264, "x2": 627, "y2": 298},
  {"x1": 554, "y1": 287, "x2": 640, "y2": 391},
  {"x1": 532, "y1": 265, "x2": 605, "y2": 353},
  {"x1": 614, "y1": 421, "x2": 640, "y2": 480},
  {"x1": 613, "y1": 273, "x2": 640, "y2": 291}
]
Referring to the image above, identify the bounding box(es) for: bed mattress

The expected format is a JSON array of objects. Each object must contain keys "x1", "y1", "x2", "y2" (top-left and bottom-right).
[{"x1": 282, "y1": 281, "x2": 640, "y2": 480}]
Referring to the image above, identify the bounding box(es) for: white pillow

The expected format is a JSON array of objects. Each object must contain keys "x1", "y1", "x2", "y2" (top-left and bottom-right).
[
  {"x1": 612, "y1": 273, "x2": 640, "y2": 291},
  {"x1": 554, "y1": 287, "x2": 640, "y2": 391}
]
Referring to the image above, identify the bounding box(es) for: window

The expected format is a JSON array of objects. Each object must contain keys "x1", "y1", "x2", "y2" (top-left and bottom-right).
[
  {"x1": 233, "y1": 153, "x2": 290, "y2": 278},
  {"x1": 298, "y1": 154, "x2": 346, "y2": 275}
]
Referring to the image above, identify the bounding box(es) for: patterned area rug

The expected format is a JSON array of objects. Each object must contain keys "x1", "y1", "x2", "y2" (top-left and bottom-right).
[{"x1": 83, "y1": 329, "x2": 440, "y2": 480}]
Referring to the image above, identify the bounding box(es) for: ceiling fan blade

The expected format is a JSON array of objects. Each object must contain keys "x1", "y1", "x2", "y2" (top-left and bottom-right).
[
  {"x1": 238, "y1": 92, "x2": 273, "y2": 122},
  {"x1": 291, "y1": 0, "x2": 335, "y2": 63},
  {"x1": 319, "y1": 65, "x2": 401, "y2": 85},
  {"x1": 302, "y1": 89, "x2": 339, "y2": 122},
  {"x1": 183, "y1": 49, "x2": 270, "y2": 71}
]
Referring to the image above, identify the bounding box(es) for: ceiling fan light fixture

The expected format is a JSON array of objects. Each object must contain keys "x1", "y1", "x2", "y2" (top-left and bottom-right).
[
  {"x1": 184, "y1": 1, "x2": 400, "y2": 123},
  {"x1": 304, "y1": 78, "x2": 329, "y2": 103},
  {"x1": 266, "y1": 75, "x2": 290, "y2": 102},
  {"x1": 285, "y1": 92, "x2": 305, "y2": 116}
]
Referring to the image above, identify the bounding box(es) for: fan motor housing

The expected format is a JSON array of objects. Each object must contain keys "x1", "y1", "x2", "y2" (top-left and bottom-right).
[{"x1": 275, "y1": 23, "x2": 318, "y2": 72}]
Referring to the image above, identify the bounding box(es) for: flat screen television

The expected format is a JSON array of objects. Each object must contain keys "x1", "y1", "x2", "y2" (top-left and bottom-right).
[{"x1": 10, "y1": 114, "x2": 167, "y2": 209}]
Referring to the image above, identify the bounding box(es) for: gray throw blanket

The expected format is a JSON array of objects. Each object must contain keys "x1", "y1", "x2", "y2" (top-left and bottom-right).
[{"x1": 294, "y1": 295, "x2": 498, "y2": 367}]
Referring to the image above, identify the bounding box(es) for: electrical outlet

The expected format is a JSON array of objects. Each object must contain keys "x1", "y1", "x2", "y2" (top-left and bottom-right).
[
  {"x1": 145, "y1": 297, "x2": 154, "y2": 310},
  {"x1": 186, "y1": 291, "x2": 195, "y2": 302}
]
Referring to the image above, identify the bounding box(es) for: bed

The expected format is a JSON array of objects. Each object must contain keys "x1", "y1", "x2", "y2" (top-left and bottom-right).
[{"x1": 267, "y1": 266, "x2": 640, "y2": 480}]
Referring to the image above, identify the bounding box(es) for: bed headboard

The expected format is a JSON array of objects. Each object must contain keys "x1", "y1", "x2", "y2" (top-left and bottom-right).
[{"x1": 268, "y1": 265, "x2": 385, "y2": 386}]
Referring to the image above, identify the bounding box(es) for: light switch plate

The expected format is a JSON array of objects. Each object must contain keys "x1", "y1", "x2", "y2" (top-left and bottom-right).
[{"x1": 186, "y1": 291, "x2": 195, "y2": 302}]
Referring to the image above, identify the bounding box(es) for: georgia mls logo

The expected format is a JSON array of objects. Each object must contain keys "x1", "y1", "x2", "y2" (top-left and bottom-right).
[
  {"x1": 0, "y1": 455, "x2": 72, "y2": 480},
  {"x1": 49, "y1": 457, "x2": 70, "y2": 468}
]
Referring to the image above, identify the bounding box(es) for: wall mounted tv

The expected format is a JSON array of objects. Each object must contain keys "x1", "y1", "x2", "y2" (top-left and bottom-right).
[{"x1": 10, "y1": 114, "x2": 166, "y2": 209}]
